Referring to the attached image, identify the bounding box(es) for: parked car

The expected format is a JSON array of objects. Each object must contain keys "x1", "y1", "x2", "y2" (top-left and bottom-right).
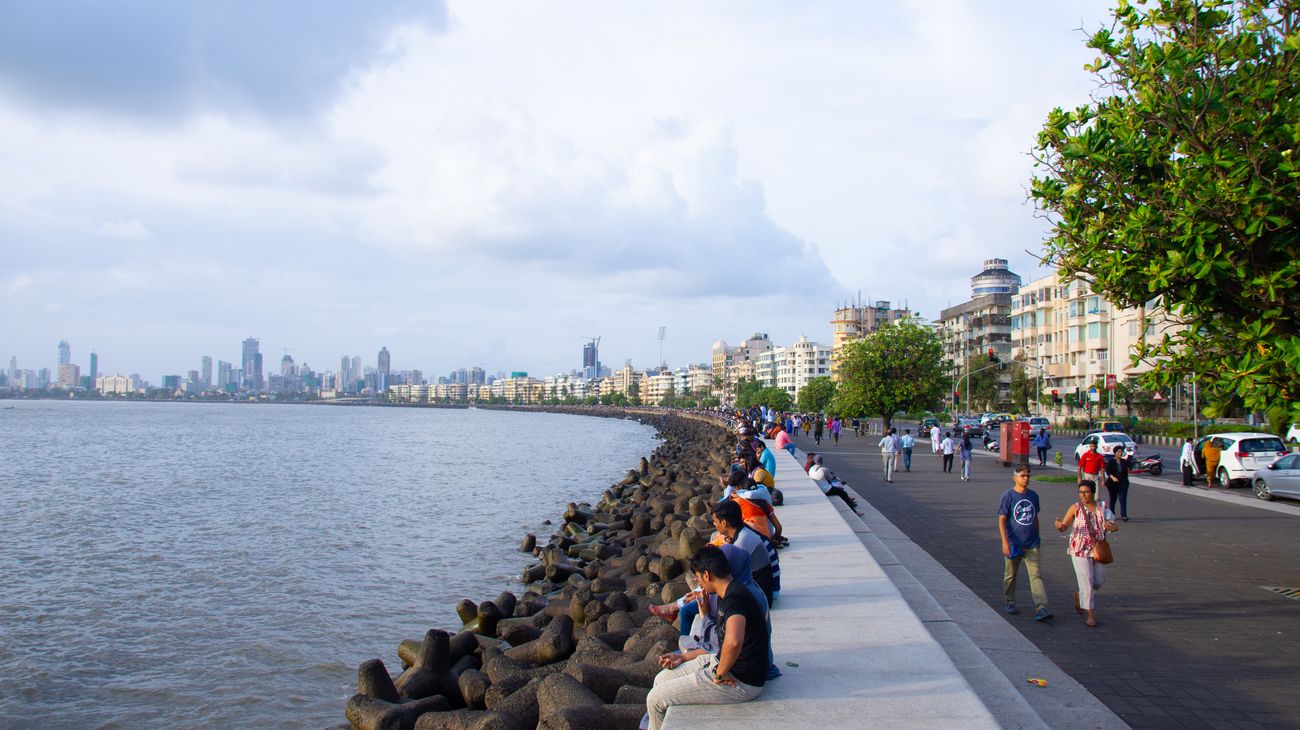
[
  {"x1": 957, "y1": 417, "x2": 984, "y2": 438},
  {"x1": 1192, "y1": 432, "x2": 1290, "y2": 488},
  {"x1": 1252, "y1": 453, "x2": 1300, "y2": 501},
  {"x1": 1074, "y1": 432, "x2": 1139, "y2": 462},
  {"x1": 1025, "y1": 416, "x2": 1052, "y2": 435}
]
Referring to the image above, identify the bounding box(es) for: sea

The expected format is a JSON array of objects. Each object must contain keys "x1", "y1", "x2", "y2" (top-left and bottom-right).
[{"x1": 0, "y1": 400, "x2": 658, "y2": 728}]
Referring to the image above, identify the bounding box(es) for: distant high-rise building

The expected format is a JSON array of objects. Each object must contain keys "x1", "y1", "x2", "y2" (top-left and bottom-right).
[
  {"x1": 200, "y1": 356, "x2": 212, "y2": 388},
  {"x1": 377, "y1": 347, "x2": 391, "y2": 389},
  {"x1": 281, "y1": 353, "x2": 296, "y2": 378},
  {"x1": 217, "y1": 360, "x2": 233, "y2": 390},
  {"x1": 242, "y1": 337, "x2": 261, "y2": 390},
  {"x1": 57, "y1": 340, "x2": 71, "y2": 366},
  {"x1": 161, "y1": 374, "x2": 181, "y2": 391},
  {"x1": 470, "y1": 366, "x2": 486, "y2": 385},
  {"x1": 7, "y1": 357, "x2": 17, "y2": 389},
  {"x1": 582, "y1": 340, "x2": 601, "y2": 380},
  {"x1": 187, "y1": 370, "x2": 200, "y2": 385},
  {"x1": 56, "y1": 363, "x2": 80, "y2": 389},
  {"x1": 349, "y1": 356, "x2": 361, "y2": 393},
  {"x1": 89, "y1": 351, "x2": 98, "y2": 382}
]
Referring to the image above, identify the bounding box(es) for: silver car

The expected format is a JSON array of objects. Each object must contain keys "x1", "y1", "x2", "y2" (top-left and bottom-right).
[{"x1": 1253, "y1": 453, "x2": 1300, "y2": 501}]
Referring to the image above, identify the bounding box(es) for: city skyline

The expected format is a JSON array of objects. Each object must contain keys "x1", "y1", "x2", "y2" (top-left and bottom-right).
[{"x1": 0, "y1": 2, "x2": 1112, "y2": 378}]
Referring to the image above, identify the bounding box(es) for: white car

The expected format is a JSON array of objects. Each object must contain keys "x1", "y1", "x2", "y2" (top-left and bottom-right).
[
  {"x1": 1025, "y1": 416, "x2": 1051, "y2": 435},
  {"x1": 1074, "y1": 432, "x2": 1138, "y2": 461},
  {"x1": 1287, "y1": 423, "x2": 1299, "y2": 445},
  {"x1": 1193, "y1": 432, "x2": 1290, "y2": 488}
]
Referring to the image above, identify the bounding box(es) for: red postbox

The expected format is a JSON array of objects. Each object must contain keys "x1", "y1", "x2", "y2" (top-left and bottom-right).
[{"x1": 1000, "y1": 420, "x2": 1031, "y2": 467}]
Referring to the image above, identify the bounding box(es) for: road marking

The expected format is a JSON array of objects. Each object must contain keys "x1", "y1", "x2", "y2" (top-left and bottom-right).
[{"x1": 1262, "y1": 586, "x2": 1300, "y2": 601}]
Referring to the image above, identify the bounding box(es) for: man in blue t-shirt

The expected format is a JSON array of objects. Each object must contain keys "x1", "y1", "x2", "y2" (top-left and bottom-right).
[{"x1": 997, "y1": 464, "x2": 1051, "y2": 621}]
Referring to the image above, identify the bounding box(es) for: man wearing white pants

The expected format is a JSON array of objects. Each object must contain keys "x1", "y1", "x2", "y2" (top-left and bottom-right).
[{"x1": 879, "y1": 428, "x2": 899, "y2": 483}]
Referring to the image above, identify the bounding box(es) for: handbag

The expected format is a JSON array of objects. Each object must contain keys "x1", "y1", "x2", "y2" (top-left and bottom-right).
[
  {"x1": 1091, "y1": 537, "x2": 1113, "y2": 564},
  {"x1": 1086, "y1": 502, "x2": 1113, "y2": 564}
]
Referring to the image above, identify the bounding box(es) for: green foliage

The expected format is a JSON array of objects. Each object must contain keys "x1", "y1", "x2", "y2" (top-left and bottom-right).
[
  {"x1": 734, "y1": 378, "x2": 793, "y2": 410},
  {"x1": 797, "y1": 377, "x2": 836, "y2": 413},
  {"x1": 831, "y1": 319, "x2": 948, "y2": 429},
  {"x1": 1007, "y1": 351, "x2": 1036, "y2": 413},
  {"x1": 963, "y1": 355, "x2": 1002, "y2": 412},
  {"x1": 1030, "y1": 0, "x2": 1300, "y2": 425}
]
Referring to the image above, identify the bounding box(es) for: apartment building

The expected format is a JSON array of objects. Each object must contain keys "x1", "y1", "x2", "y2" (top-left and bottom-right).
[
  {"x1": 1010, "y1": 271, "x2": 1180, "y2": 408},
  {"x1": 829, "y1": 299, "x2": 910, "y2": 380}
]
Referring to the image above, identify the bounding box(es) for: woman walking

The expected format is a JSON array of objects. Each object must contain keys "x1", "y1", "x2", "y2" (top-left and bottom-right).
[
  {"x1": 1054, "y1": 481, "x2": 1117, "y2": 627},
  {"x1": 959, "y1": 433, "x2": 974, "y2": 481},
  {"x1": 1203, "y1": 437, "x2": 1222, "y2": 487},
  {"x1": 1105, "y1": 445, "x2": 1131, "y2": 521}
]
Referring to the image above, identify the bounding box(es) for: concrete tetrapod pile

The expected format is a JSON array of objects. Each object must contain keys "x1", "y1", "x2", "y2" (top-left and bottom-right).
[{"x1": 334, "y1": 413, "x2": 733, "y2": 730}]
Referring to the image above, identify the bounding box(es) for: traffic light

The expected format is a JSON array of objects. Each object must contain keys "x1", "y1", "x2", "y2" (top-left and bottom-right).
[{"x1": 954, "y1": 390, "x2": 960, "y2": 405}]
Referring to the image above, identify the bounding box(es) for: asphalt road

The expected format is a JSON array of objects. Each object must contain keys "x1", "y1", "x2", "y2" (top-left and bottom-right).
[
  {"x1": 793, "y1": 427, "x2": 1300, "y2": 730},
  {"x1": 888, "y1": 421, "x2": 1287, "y2": 510}
]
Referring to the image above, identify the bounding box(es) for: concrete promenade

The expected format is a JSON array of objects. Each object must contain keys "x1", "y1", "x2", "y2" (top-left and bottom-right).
[
  {"x1": 665, "y1": 443, "x2": 1005, "y2": 728},
  {"x1": 795, "y1": 427, "x2": 1300, "y2": 729}
]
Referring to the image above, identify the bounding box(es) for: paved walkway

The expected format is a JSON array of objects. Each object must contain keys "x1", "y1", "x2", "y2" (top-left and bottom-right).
[
  {"x1": 797, "y1": 429, "x2": 1300, "y2": 730},
  {"x1": 664, "y1": 444, "x2": 1001, "y2": 728}
]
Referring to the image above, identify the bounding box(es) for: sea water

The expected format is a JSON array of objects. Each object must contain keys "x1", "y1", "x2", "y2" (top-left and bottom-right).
[{"x1": 0, "y1": 400, "x2": 657, "y2": 728}]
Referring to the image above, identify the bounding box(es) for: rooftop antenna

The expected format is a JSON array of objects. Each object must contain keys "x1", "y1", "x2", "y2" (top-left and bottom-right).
[{"x1": 657, "y1": 326, "x2": 666, "y2": 369}]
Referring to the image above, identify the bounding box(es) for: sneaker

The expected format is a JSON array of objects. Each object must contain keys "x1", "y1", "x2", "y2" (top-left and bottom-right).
[
  {"x1": 1003, "y1": 603, "x2": 1018, "y2": 615},
  {"x1": 1034, "y1": 607, "x2": 1053, "y2": 621},
  {"x1": 766, "y1": 663, "x2": 783, "y2": 681}
]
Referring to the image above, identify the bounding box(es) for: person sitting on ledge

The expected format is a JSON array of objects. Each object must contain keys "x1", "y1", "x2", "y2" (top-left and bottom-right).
[
  {"x1": 711, "y1": 500, "x2": 779, "y2": 604},
  {"x1": 808, "y1": 455, "x2": 863, "y2": 514},
  {"x1": 645, "y1": 545, "x2": 770, "y2": 730},
  {"x1": 754, "y1": 439, "x2": 778, "y2": 477}
]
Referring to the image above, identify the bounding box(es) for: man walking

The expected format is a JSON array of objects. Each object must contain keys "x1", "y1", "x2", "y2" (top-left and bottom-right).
[
  {"x1": 931, "y1": 423, "x2": 942, "y2": 460},
  {"x1": 900, "y1": 429, "x2": 915, "y2": 472},
  {"x1": 998, "y1": 464, "x2": 1051, "y2": 621},
  {"x1": 1179, "y1": 438, "x2": 1196, "y2": 486},
  {"x1": 1078, "y1": 440, "x2": 1105, "y2": 485},
  {"x1": 813, "y1": 417, "x2": 824, "y2": 445},
  {"x1": 879, "y1": 427, "x2": 898, "y2": 482},
  {"x1": 940, "y1": 432, "x2": 955, "y2": 473}
]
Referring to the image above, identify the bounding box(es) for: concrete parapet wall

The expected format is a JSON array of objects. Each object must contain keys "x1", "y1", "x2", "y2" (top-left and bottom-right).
[{"x1": 663, "y1": 444, "x2": 999, "y2": 728}]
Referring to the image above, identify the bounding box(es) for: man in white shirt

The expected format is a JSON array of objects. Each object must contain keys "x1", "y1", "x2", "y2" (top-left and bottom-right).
[
  {"x1": 879, "y1": 428, "x2": 899, "y2": 483},
  {"x1": 808, "y1": 455, "x2": 862, "y2": 513},
  {"x1": 1179, "y1": 438, "x2": 1196, "y2": 486},
  {"x1": 940, "y1": 432, "x2": 956, "y2": 473},
  {"x1": 931, "y1": 424, "x2": 942, "y2": 458}
]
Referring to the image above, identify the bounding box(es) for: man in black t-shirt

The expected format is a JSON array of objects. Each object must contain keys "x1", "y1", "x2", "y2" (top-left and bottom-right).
[{"x1": 645, "y1": 546, "x2": 769, "y2": 730}]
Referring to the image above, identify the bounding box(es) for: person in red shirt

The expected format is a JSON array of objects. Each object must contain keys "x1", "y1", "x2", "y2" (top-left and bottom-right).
[{"x1": 1078, "y1": 441, "x2": 1105, "y2": 484}]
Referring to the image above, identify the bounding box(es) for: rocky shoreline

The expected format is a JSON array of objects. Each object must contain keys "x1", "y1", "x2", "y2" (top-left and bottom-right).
[{"x1": 332, "y1": 408, "x2": 731, "y2": 730}]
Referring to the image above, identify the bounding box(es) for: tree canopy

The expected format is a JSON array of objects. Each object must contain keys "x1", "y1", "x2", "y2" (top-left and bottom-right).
[
  {"x1": 1030, "y1": 0, "x2": 1299, "y2": 428},
  {"x1": 831, "y1": 319, "x2": 948, "y2": 429},
  {"x1": 796, "y1": 376, "x2": 836, "y2": 413},
  {"x1": 734, "y1": 378, "x2": 793, "y2": 411}
]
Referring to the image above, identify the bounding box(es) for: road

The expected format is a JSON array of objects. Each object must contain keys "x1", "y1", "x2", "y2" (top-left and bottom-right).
[
  {"x1": 793, "y1": 426, "x2": 1300, "y2": 730},
  {"x1": 888, "y1": 420, "x2": 1282, "y2": 510}
]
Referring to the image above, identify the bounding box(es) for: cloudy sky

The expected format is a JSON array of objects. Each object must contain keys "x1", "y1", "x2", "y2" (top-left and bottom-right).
[{"x1": 0, "y1": 1, "x2": 1113, "y2": 381}]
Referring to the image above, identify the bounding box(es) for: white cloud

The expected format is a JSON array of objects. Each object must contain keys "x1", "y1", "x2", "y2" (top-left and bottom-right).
[
  {"x1": 97, "y1": 220, "x2": 150, "y2": 240},
  {"x1": 0, "y1": 0, "x2": 1115, "y2": 376}
]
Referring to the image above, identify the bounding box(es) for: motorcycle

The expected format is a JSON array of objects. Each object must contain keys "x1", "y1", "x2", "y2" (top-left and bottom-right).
[
  {"x1": 1128, "y1": 453, "x2": 1163, "y2": 476},
  {"x1": 982, "y1": 434, "x2": 1000, "y2": 453}
]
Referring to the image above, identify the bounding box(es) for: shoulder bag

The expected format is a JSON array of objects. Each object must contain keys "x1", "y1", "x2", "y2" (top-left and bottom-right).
[{"x1": 1088, "y1": 504, "x2": 1113, "y2": 564}]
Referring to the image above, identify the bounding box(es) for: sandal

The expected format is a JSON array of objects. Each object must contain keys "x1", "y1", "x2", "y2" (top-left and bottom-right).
[{"x1": 1085, "y1": 617, "x2": 1098, "y2": 628}]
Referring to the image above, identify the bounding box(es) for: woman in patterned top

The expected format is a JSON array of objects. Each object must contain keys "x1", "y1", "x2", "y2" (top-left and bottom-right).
[{"x1": 1054, "y1": 480, "x2": 1117, "y2": 627}]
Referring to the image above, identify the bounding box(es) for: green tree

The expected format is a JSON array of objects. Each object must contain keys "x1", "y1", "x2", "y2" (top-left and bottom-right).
[
  {"x1": 1007, "y1": 350, "x2": 1034, "y2": 413},
  {"x1": 734, "y1": 378, "x2": 764, "y2": 409},
  {"x1": 1030, "y1": 0, "x2": 1300, "y2": 427},
  {"x1": 832, "y1": 319, "x2": 947, "y2": 430},
  {"x1": 797, "y1": 376, "x2": 836, "y2": 413},
  {"x1": 757, "y1": 387, "x2": 793, "y2": 411},
  {"x1": 963, "y1": 354, "x2": 1001, "y2": 412}
]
